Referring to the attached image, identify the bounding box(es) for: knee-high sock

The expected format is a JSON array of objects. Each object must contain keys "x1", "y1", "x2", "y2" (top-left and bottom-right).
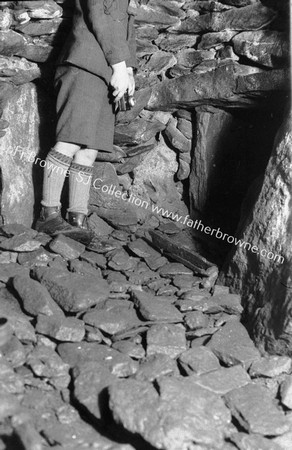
[
  {"x1": 41, "y1": 149, "x2": 73, "y2": 208},
  {"x1": 67, "y1": 162, "x2": 93, "y2": 215}
]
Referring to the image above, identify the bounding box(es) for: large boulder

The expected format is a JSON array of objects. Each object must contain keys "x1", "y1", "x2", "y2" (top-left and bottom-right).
[
  {"x1": 0, "y1": 83, "x2": 39, "y2": 226},
  {"x1": 171, "y1": 3, "x2": 277, "y2": 33},
  {"x1": 146, "y1": 63, "x2": 289, "y2": 110},
  {"x1": 221, "y1": 110, "x2": 292, "y2": 355},
  {"x1": 232, "y1": 31, "x2": 289, "y2": 68}
]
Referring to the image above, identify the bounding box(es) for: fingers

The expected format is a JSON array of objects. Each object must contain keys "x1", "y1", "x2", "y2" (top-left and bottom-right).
[
  {"x1": 110, "y1": 82, "x2": 129, "y2": 102},
  {"x1": 128, "y1": 84, "x2": 135, "y2": 97},
  {"x1": 114, "y1": 91, "x2": 124, "y2": 102}
]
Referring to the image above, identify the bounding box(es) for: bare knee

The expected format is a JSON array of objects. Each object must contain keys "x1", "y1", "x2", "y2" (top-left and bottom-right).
[
  {"x1": 54, "y1": 141, "x2": 81, "y2": 158},
  {"x1": 74, "y1": 148, "x2": 98, "y2": 166}
]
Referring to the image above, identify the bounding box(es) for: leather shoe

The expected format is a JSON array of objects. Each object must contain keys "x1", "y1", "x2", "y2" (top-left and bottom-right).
[
  {"x1": 67, "y1": 212, "x2": 89, "y2": 229},
  {"x1": 61, "y1": 211, "x2": 94, "y2": 246},
  {"x1": 35, "y1": 206, "x2": 74, "y2": 235}
]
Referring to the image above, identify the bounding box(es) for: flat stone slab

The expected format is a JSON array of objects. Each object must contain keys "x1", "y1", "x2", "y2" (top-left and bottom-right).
[
  {"x1": 177, "y1": 294, "x2": 242, "y2": 315},
  {"x1": 175, "y1": 297, "x2": 210, "y2": 312},
  {"x1": 17, "y1": 248, "x2": 53, "y2": 267},
  {"x1": 49, "y1": 234, "x2": 85, "y2": 260},
  {"x1": 37, "y1": 268, "x2": 110, "y2": 312},
  {"x1": 87, "y1": 213, "x2": 114, "y2": 237},
  {"x1": 69, "y1": 259, "x2": 102, "y2": 278},
  {"x1": 0, "y1": 360, "x2": 24, "y2": 395},
  {"x1": 127, "y1": 238, "x2": 160, "y2": 259},
  {"x1": 128, "y1": 270, "x2": 160, "y2": 286},
  {"x1": 131, "y1": 289, "x2": 183, "y2": 322},
  {"x1": 134, "y1": 353, "x2": 179, "y2": 382},
  {"x1": 0, "y1": 233, "x2": 42, "y2": 252},
  {"x1": 0, "y1": 224, "x2": 38, "y2": 238},
  {"x1": 0, "y1": 251, "x2": 18, "y2": 264},
  {"x1": 109, "y1": 377, "x2": 231, "y2": 449},
  {"x1": 108, "y1": 248, "x2": 137, "y2": 272},
  {"x1": 57, "y1": 342, "x2": 138, "y2": 377},
  {"x1": 0, "y1": 263, "x2": 30, "y2": 283},
  {"x1": 26, "y1": 344, "x2": 70, "y2": 390},
  {"x1": 280, "y1": 375, "x2": 292, "y2": 409},
  {"x1": 0, "y1": 392, "x2": 21, "y2": 421},
  {"x1": 144, "y1": 254, "x2": 169, "y2": 271},
  {"x1": 249, "y1": 356, "x2": 292, "y2": 378},
  {"x1": 232, "y1": 30, "x2": 289, "y2": 68},
  {"x1": 80, "y1": 251, "x2": 107, "y2": 269},
  {"x1": 112, "y1": 340, "x2": 145, "y2": 360},
  {"x1": 173, "y1": 3, "x2": 277, "y2": 33},
  {"x1": 1, "y1": 335, "x2": 26, "y2": 368},
  {"x1": 225, "y1": 383, "x2": 290, "y2": 436},
  {"x1": 190, "y1": 365, "x2": 251, "y2": 395},
  {"x1": 146, "y1": 324, "x2": 187, "y2": 358},
  {"x1": 184, "y1": 311, "x2": 210, "y2": 330},
  {"x1": 207, "y1": 321, "x2": 261, "y2": 368},
  {"x1": 0, "y1": 287, "x2": 36, "y2": 343},
  {"x1": 210, "y1": 293, "x2": 243, "y2": 315},
  {"x1": 180, "y1": 287, "x2": 211, "y2": 300},
  {"x1": 12, "y1": 274, "x2": 63, "y2": 317},
  {"x1": 230, "y1": 432, "x2": 283, "y2": 450},
  {"x1": 149, "y1": 229, "x2": 216, "y2": 275},
  {"x1": 178, "y1": 346, "x2": 220, "y2": 375},
  {"x1": 82, "y1": 307, "x2": 141, "y2": 335},
  {"x1": 36, "y1": 314, "x2": 85, "y2": 342},
  {"x1": 172, "y1": 274, "x2": 200, "y2": 289},
  {"x1": 158, "y1": 262, "x2": 193, "y2": 277},
  {"x1": 186, "y1": 326, "x2": 218, "y2": 339},
  {"x1": 73, "y1": 361, "x2": 117, "y2": 420}
]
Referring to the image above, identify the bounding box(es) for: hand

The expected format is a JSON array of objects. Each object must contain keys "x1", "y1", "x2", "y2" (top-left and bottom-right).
[{"x1": 110, "y1": 61, "x2": 130, "y2": 104}]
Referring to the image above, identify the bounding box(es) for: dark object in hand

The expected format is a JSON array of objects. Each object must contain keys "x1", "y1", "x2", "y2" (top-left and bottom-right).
[{"x1": 118, "y1": 92, "x2": 134, "y2": 111}]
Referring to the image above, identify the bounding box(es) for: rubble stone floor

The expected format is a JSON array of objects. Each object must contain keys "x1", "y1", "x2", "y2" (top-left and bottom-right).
[{"x1": 0, "y1": 221, "x2": 291, "y2": 450}]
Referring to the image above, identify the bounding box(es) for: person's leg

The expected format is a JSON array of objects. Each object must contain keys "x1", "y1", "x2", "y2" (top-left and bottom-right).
[
  {"x1": 67, "y1": 148, "x2": 98, "y2": 226},
  {"x1": 35, "y1": 141, "x2": 81, "y2": 234},
  {"x1": 41, "y1": 142, "x2": 80, "y2": 208}
]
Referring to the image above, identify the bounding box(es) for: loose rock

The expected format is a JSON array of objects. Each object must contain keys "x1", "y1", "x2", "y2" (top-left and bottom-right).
[
  {"x1": 207, "y1": 321, "x2": 261, "y2": 368},
  {"x1": 57, "y1": 342, "x2": 138, "y2": 377},
  {"x1": 49, "y1": 234, "x2": 85, "y2": 260},
  {"x1": 12, "y1": 274, "x2": 63, "y2": 317},
  {"x1": 37, "y1": 268, "x2": 110, "y2": 312},
  {"x1": 280, "y1": 376, "x2": 292, "y2": 409},
  {"x1": 132, "y1": 289, "x2": 182, "y2": 322},
  {"x1": 36, "y1": 314, "x2": 85, "y2": 342},
  {"x1": 249, "y1": 356, "x2": 292, "y2": 378},
  {"x1": 146, "y1": 323, "x2": 187, "y2": 358},
  {"x1": 109, "y1": 377, "x2": 231, "y2": 449},
  {"x1": 178, "y1": 346, "x2": 221, "y2": 375},
  {"x1": 190, "y1": 365, "x2": 251, "y2": 394},
  {"x1": 225, "y1": 383, "x2": 289, "y2": 436},
  {"x1": 82, "y1": 306, "x2": 141, "y2": 336},
  {"x1": 73, "y1": 361, "x2": 117, "y2": 420}
]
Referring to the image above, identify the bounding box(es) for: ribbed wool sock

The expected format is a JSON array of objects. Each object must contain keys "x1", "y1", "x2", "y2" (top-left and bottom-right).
[
  {"x1": 41, "y1": 149, "x2": 73, "y2": 208},
  {"x1": 67, "y1": 162, "x2": 93, "y2": 215}
]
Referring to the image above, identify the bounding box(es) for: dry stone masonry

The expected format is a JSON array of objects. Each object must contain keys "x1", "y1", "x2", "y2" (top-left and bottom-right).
[
  {"x1": 0, "y1": 0, "x2": 291, "y2": 449},
  {"x1": 0, "y1": 0, "x2": 289, "y2": 230}
]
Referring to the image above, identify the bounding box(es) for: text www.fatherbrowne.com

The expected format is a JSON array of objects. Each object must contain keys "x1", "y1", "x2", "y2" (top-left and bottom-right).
[
  {"x1": 152, "y1": 205, "x2": 284, "y2": 264},
  {"x1": 94, "y1": 181, "x2": 284, "y2": 265}
]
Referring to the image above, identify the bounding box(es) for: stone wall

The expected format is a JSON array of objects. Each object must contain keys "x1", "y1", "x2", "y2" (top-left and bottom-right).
[{"x1": 0, "y1": 0, "x2": 289, "y2": 230}]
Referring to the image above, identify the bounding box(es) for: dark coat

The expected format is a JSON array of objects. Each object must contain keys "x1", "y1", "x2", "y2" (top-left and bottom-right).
[{"x1": 57, "y1": 0, "x2": 137, "y2": 83}]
